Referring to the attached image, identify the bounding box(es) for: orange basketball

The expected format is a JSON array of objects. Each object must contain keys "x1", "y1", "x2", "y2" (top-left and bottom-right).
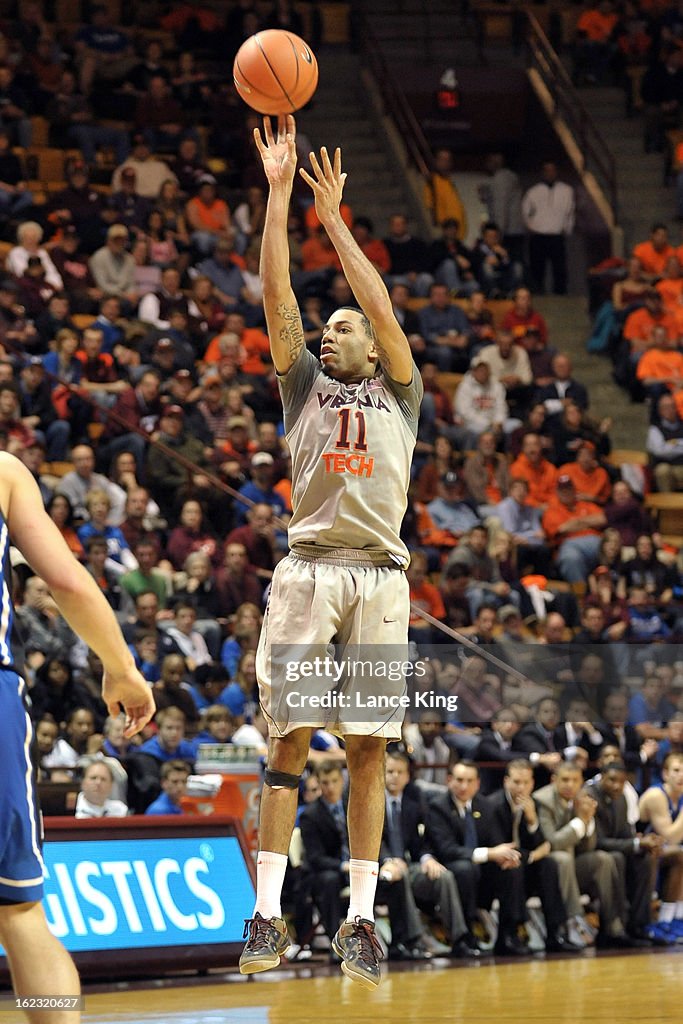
[{"x1": 233, "y1": 30, "x2": 318, "y2": 115}]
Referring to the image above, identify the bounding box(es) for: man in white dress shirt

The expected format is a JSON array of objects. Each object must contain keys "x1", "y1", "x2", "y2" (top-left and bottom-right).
[{"x1": 522, "y1": 162, "x2": 575, "y2": 295}]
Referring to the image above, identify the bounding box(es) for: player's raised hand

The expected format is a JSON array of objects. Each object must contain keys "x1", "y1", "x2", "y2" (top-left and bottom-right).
[
  {"x1": 253, "y1": 114, "x2": 297, "y2": 186},
  {"x1": 300, "y1": 145, "x2": 347, "y2": 224}
]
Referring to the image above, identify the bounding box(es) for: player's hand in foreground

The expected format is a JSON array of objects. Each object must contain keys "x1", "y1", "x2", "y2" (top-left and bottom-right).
[{"x1": 102, "y1": 667, "x2": 156, "y2": 738}]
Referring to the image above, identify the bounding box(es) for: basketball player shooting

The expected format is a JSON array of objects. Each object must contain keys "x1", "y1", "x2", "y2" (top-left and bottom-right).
[{"x1": 239, "y1": 115, "x2": 422, "y2": 989}]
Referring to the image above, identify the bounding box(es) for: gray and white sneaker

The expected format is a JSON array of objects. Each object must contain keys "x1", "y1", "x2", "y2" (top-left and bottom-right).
[
  {"x1": 239, "y1": 913, "x2": 290, "y2": 974},
  {"x1": 332, "y1": 916, "x2": 384, "y2": 989}
]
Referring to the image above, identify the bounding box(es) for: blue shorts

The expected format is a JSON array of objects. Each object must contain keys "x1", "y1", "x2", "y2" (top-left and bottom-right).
[{"x1": 0, "y1": 669, "x2": 44, "y2": 903}]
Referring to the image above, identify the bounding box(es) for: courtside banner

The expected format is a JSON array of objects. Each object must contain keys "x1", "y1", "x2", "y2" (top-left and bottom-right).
[{"x1": 0, "y1": 818, "x2": 255, "y2": 977}]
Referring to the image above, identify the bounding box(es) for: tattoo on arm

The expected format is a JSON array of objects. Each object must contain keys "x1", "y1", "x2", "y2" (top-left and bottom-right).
[
  {"x1": 373, "y1": 338, "x2": 393, "y2": 377},
  {"x1": 277, "y1": 303, "x2": 305, "y2": 362}
]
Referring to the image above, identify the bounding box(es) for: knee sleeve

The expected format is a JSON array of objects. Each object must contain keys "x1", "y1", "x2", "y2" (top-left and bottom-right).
[{"x1": 264, "y1": 767, "x2": 301, "y2": 790}]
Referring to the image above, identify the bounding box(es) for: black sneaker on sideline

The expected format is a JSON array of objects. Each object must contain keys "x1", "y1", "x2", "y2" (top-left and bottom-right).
[{"x1": 332, "y1": 916, "x2": 384, "y2": 989}]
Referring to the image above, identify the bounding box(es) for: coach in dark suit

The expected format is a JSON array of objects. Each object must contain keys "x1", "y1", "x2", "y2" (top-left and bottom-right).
[
  {"x1": 475, "y1": 706, "x2": 522, "y2": 795},
  {"x1": 427, "y1": 759, "x2": 531, "y2": 955},
  {"x1": 487, "y1": 759, "x2": 581, "y2": 953},
  {"x1": 382, "y1": 750, "x2": 474, "y2": 957},
  {"x1": 597, "y1": 690, "x2": 651, "y2": 774},
  {"x1": 512, "y1": 697, "x2": 565, "y2": 786},
  {"x1": 588, "y1": 763, "x2": 661, "y2": 941}
]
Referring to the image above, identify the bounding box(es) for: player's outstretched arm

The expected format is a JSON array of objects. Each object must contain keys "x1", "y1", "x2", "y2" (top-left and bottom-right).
[
  {"x1": 0, "y1": 453, "x2": 155, "y2": 736},
  {"x1": 301, "y1": 145, "x2": 413, "y2": 384},
  {"x1": 254, "y1": 113, "x2": 306, "y2": 375}
]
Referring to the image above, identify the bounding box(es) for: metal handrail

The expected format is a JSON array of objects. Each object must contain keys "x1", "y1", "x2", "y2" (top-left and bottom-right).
[
  {"x1": 354, "y1": 14, "x2": 432, "y2": 181},
  {"x1": 525, "y1": 10, "x2": 618, "y2": 219},
  {"x1": 353, "y1": 3, "x2": 618, "y2": 227}
]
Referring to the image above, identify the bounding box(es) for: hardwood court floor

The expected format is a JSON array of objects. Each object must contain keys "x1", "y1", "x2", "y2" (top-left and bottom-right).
[{"x1": 46, "y1": 950, "x2": 681, "y2": 1024}]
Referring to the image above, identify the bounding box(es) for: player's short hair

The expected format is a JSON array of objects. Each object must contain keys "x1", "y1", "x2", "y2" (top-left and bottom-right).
[{"x1": 336, "y1": 305, "x2": 376, "y2": 342}]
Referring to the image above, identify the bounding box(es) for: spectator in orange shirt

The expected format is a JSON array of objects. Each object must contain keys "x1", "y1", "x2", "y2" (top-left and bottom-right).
[
  {"x1": 632, "y1": 223, "x2": 674, "y2": 278},
  {"x1": 542, "y1": 475, "x2": 607, "y2": 582},
  {"x1": 654, "y1": 254, "x2": 683, "y2": 308},
  {"x1": 301, "y1": 227, "x2": 343, "y2": 273},
  {"x1": 573, "y1": 1, "x2": 618, "y2": 85},
  {"x1": 407, "y1": 549, "x2": 446, "y2": 645},
  {"x1": 203, "y1": 311, "x2": 270, "y2": 376},
  {"x1": 509, "y1": 431, "x2": 558, "y2": 509},
  {"x1": 636, "y1": 326, "x2": 683, "y2": 401},
  {"x1": 622, "y1": 289, "x2": 679, "y2": 358},
  {"x1": 185, "y1": 175, "x2": 232, "y2": 256},
  {"x1": 351, "y1": 217, "x2": 391, "y2": 275},
  {"x1": 558, "y1": 441, "x2": 612, "y2": 505}
]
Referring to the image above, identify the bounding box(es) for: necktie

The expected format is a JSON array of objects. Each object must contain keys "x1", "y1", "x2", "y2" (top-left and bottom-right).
[
  {"x1": 463, "y1": 806, "x2": 478, "y2": 848},
  {"x1": 389, "y1": 798, "x2": 403, "y2": 858},
  {"x1": 512, "y1": 808, "x2": 522, "y2": 848},
  {"x1": 332, "y1": 803, "x2": 350, "y2": 863},
  {"x1": 545, "y1": 730, "x2": 556, "y2": 752}
]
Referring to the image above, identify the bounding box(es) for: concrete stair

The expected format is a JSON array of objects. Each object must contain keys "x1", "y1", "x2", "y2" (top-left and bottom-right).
[
  {"x1": 570, "y1": 84, "x2": 675, "y2": 253},
  {"x1": 295, "y1": 49, "x2": 425, "y2": 235}
]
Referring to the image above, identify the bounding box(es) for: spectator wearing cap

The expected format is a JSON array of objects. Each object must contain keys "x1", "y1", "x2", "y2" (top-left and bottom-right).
[
  {"x1": 509, "y1": 432, "x2": 559, "y2": 510},
  {"x1": 162, "y1": 366, "x2": 197, "y2": 406},
  {"x1": 18, "y1": 358, "x2": 71, "y2": 460},
  {"x1": 89, "y1": 226, "x2": 137, "y2": 309},
  {"x1": 50, "y1": 158, "x2": 110, "y2": 253},
  {"x1": 108, "y1": 166, "x2": 151, "y2": 234},
  {"x1": 542, "y1": 475, "x2": 607, "y2": 583},
  {"x1": 138, "y1": 267, "x2": 189, "y2": 330},
  {"x1": 45, "y1": 69, "x2": 129, "y2": 171},
  {"x1": 0, "y1": 127, "x2": 33, "y2": 219},
  {"x1": 186, "y1": 175, "x2": 232, "y2": 256},
  {"x1": 146, "y1": 405, "x2": 208, "y2": 519},
  {"x1": 134, "y1": 74, "x2": 186, "y2": 154},
  {"x1": 48, "y1": 230, "x2": 102, "y2": 313},
  {"x1": 216, "y1": 415, "x2": 257, "y2": 481},
  {"x1": 143, "y1": 333, "x2": 195, "y2": 379},
  {"x1": 236, "y1": 452, "x2": 290, "y2": 526},
  {"x1": 16, "y1": 256, "x2": 57, "y2": 319},
  {"x1": 453, "y1": 358, "x2": 511, "y2": 449},
  {"x1": 20, "y1": 437, "x2": 53, "y2": 505},
  {"x1": 112, "y1": 135, "x2": 177, "y2": 200},
  {"x1": 426, "y1": 472, "x2": 481, "y2": 543},
  {"x1": 558, "y1": 441, "x2": 611, "y2": 505},
  {"x1": 6, "y1": 222, "x2": 63, "y2": 291}
]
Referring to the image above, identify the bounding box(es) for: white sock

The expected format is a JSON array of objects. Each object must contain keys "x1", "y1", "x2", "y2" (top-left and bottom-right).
[
  {"x1": 676, "y1": 901, "x2": 683, "y2": 919},
  {"x1": 658, "y1": 902, "x2": 676, "y2": 923},
  {"x1": 253, "y1": 851, "x2": 288, "y2": 919},
  {"x1": 347, "y1": 859, "x2": 379, "y2": 923}
]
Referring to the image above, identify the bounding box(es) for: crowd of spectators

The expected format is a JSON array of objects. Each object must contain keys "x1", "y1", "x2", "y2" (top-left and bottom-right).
[{"x1": 2, "y1": 0, "x2": 682, "y2": 965}]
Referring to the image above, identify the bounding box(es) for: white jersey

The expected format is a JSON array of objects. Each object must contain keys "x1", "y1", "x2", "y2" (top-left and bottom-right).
[{"x1": 279, "y1": 349, "x2": 422, "y2": 566}]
